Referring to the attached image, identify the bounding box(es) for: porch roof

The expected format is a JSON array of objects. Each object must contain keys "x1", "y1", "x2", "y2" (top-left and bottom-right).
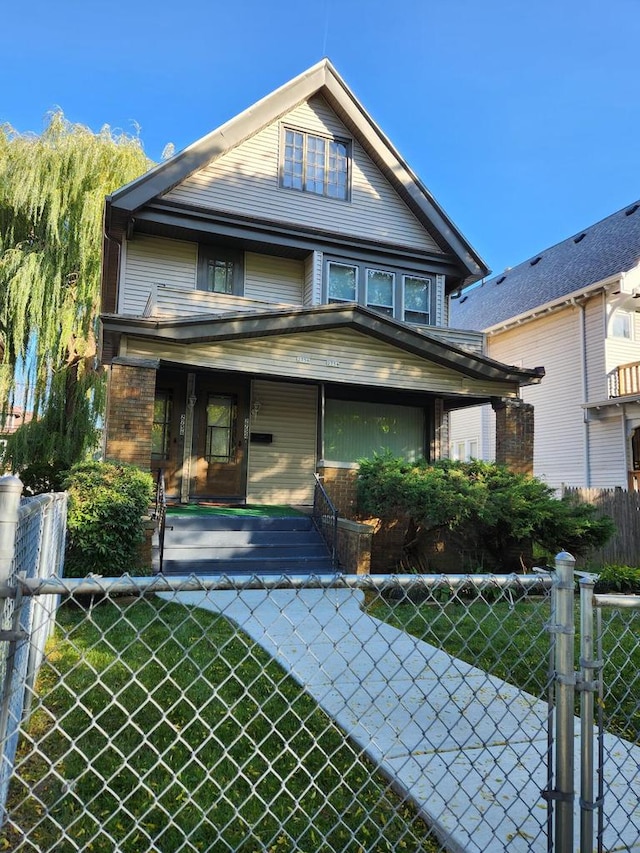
[{"x1": 101, "y1": 302, "x2": 544, "y2": 387}]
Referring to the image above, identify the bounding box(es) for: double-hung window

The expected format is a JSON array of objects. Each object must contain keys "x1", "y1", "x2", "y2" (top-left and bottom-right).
[
  {"x1": 366, "y1": 269, "x2": 395, "y2": 316},
  {"x1": 611, "y1": 309, "x2": 633, "y2": 340},
  {"x1": 197, "y1": 246, "x2": 243, "y2": 295},
  {"x1": 327, "y1": 262, "x2": 357, "y2": 303},
  {"x1": 325, "y1": 258, "x2": 434, "y2": 326},
  {"x1": 403, "y1": 275, "x2": 431, "y2": 325},
  {"x1": 282, "y1": 128, "x2": 350, "y2": 200}
]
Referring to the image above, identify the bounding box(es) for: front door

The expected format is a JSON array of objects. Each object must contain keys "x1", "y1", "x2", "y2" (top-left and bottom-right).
[{"x1": 191, "y1": 376, "x2": 250, "y2": 501}]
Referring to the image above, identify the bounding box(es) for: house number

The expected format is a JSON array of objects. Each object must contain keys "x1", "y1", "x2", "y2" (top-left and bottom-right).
[{"x1": 179, "y1": 414, "x2": 186, "y2": 436}]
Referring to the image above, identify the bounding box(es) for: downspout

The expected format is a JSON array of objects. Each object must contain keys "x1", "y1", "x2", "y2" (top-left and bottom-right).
[{"x1": 578, "y1": 299, "x2": 591, "y2": 487}]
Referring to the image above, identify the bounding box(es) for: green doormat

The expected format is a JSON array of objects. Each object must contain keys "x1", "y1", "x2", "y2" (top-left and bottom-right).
[{"x1": 165, "y1": 504, "x2": 306, "y2": 517}]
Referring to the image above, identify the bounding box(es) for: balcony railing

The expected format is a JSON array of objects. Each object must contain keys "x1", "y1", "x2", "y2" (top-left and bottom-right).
[{"x1": 609, "y1": 361, "x2": 640, "y2": 398}]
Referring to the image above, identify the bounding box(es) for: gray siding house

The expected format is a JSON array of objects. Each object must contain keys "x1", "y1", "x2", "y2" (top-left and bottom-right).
[{"x1": 100, "y1": 60, "x2": 542, "y2": 507}]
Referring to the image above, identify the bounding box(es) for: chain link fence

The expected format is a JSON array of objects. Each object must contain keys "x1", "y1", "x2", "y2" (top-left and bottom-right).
[{"x1": 0, "y1": 478, "x2": 638, "y2": 852}]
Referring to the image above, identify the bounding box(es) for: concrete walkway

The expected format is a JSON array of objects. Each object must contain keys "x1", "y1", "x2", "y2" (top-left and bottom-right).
[{"x1": 173, "y1": 587, "x2": 640, "y2": 852}]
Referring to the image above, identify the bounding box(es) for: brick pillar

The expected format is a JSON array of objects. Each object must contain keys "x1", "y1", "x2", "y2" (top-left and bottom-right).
[
  {"x1": 317, "y1": 465, "x2": 359, "y2": 517},
  {"x1": 493, "y1": 398, "x2": 534, "y2": 476},
  {"x1": 104, "y1": 357, "x2": 159, "y2": 470}
]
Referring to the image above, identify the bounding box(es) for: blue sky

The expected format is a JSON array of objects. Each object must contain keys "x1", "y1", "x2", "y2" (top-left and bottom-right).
[{"x1": 3, "y1": 0, "x2": 640, "y2": 276}]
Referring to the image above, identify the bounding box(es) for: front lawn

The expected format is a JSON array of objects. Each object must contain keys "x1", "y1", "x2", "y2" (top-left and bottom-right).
[{"x1": 3, "y1": 597, "x2": 440, "y2": 853}]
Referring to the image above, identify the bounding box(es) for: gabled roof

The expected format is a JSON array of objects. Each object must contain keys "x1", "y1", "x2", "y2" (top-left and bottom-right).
[
  {"x1": 451, "y1": 200, "x2": 640, "y2": 331},
  {"x1": 101, "y1": 302, "x2": 543, "y2": 386},
  {"x1": 107, "y1": 60, "x2": 488, "y2": 284}
]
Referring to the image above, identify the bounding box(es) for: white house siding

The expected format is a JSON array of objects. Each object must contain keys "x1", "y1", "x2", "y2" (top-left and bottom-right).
[
  {"x1": 584, "y1": 294, "x2": 607, "y2": 401},
  {"x1": 245, "y1": 253, "x2": 304, "y2": 304},
  {"x1": 121, "y1": 235, "x2": 197, "y2": 315},
  {"x1": 488, "y1": 307, "x2": 586, "y2": 489},
  {"x1": 124, "y1": 328, "x2": 517, "y2": 399},
  {"x1": 449, "y1": 405, "x2": 492, "y2": 461},
  {"x1": 304, "y1": 251, "x2": 322, "y2": 306},
  {"x1": 588, "y1": 415, "x2": 627, "y2": 488},
  {"x1": 163, "y1": 95, "x2": 441, "y2": 254},
  {"x1": 247, "y1": 380, "x2": 317, "y2": 504}
]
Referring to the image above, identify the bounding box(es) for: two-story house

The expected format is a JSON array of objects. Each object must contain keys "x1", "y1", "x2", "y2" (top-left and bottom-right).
[
  {"x1": 100, "y1": 60, "x2": 543, "y2": 510},
  {"x1": 450, "y1": 201, "x2": 640, "y2": 490}
]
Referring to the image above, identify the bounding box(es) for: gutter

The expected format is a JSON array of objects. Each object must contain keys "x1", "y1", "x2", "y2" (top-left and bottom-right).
[{"x1": 483, "y1": 272, "x2": 623, "y2": 336}]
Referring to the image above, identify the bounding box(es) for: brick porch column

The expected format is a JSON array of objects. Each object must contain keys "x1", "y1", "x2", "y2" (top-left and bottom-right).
[
  {"x1": 492, "y1": 398, "x2": 534, "y2": 476},
  {"x1": 104, "y1": 357, "x2": 159, "y2": 470}
]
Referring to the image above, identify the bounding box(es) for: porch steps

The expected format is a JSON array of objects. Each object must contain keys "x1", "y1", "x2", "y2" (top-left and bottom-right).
[{"x1": 159, "y1": 513, "x2": 335, "y2": 575}]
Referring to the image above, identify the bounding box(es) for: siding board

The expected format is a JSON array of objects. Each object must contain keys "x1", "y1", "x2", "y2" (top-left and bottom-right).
[
  {"x1": 124, "y1": 328, "x2": 518, "y2": 398},
  {"x1": 163, "y1": 96, "x2": 441, "y2": 254},
  {"x1": 122, "y1": 235, "x2": 197, "y2": 315},
  {"x1": 247, "y1": 380, "x2": 318, "y2": 504}
]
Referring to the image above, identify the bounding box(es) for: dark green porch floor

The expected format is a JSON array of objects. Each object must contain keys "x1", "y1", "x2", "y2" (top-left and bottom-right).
[{"x1": 165, "y1": 504, "x2": 307, "y2": 518}]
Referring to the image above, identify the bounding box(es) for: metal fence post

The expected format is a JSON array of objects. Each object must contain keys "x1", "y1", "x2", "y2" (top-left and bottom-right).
[
  {"x1": 579, "y1": 575, "x2": 601, "y2": 853},
  {"x1": 0, "y1": 476, "x2": 23, "y2": 589},
  {"x1": 554, "y1": 551, "x2": 576, "y2": 853}
]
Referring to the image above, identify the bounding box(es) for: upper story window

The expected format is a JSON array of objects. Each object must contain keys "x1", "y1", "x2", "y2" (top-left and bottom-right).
[
  {"x1": 325, "y1": 258, "x2": 434, "y2": 326},
  {"x1": 281, "y1": 128, "x2": 350, "y2": 200},
  {"x1": 404, "y1": 275, "x2": 431, "y2": 325},
  {"x1": 198, "y1": 246, "x2": 244, "y2": 295},
  {"x1": 611, "y1": 309, "x2": 633, "y2": 340}
]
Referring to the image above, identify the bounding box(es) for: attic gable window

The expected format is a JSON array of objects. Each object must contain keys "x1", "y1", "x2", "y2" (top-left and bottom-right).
[{"x1": 281, "y1": 128, "x2": 350, "y2": 200}]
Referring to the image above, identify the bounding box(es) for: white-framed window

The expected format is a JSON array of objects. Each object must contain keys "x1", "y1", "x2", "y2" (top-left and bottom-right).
[
  {"x1": 281, "y1": 128, "x2": 350, "y2": 200},
  {"x1": 452, "y1": 437, "x2": 479, "y2": 461},
  {"x1": 366, "y1": 268, "x2": 395, "y2": 316},
  {"x1": 611, "y1": 309, "x2": 633, "y2": 340},
  {"x1": 327, "y1": 262, "x2": 358, "y2": 303},
  {"x1": 324, "y1": 258, "x2": 436, "y2": 326},
  {"x1": 403, "y1": 275, "x2": 431, "y2": 325}
]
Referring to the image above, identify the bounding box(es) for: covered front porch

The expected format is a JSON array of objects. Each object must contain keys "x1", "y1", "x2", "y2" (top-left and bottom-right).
[{"x1": 102, "y1": 302, "x2": 543, "y2": 508}]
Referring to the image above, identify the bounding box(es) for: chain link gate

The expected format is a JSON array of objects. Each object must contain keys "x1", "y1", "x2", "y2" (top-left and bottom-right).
[{"x1": 0, "y1": 479, "x2": 638, "y2": 851}]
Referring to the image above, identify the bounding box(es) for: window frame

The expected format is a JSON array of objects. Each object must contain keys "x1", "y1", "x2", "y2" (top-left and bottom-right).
[
  {"x1": 402, "y1": 274, "x2": 432, "y2": 325},
  {"x1": 151, "y1": 390, "x2": 173, "y2": 461},
  {"x1": 323, "y1": 256, "x2": 436, "y2": 326},
  {"x1": 197, "y1": 245, "x2": 244, "y2": 295},
  {"x1": 365, "y1": 267, "x2": 395, "y2": 316},
  {"x1": 610, "y1": 309, "x2": 634, "y2": 340},
  {"x1": 280, "y1": 126, "x2": 351, "y2": 201}
]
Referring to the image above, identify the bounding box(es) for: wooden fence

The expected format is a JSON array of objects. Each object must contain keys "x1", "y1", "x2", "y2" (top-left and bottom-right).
[{"x1": 562, "y1": 486, "x2": 640, "y2": 567}]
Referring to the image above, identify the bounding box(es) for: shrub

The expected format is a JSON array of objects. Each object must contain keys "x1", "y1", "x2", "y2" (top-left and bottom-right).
[
  {"x1": 357, "y1": 455, "x2": 615, "y2": 572},
  {"x1": 594, "y1": 564, "x2": 640, "y2": 594},
  {"x1": 63, "y1": 461, "x2": 154, "y2": 577}
]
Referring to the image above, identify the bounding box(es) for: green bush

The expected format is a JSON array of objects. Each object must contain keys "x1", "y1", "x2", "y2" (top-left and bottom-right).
[
  {"x1": 357, "y1": 455, "x2": 615, "y2": 572},
  {"x1": 594, "y1": 564, "x2": 640, "y2": 593},
  {"x1": 63, "y1": 461, "x2": 154, "y2": 577}
]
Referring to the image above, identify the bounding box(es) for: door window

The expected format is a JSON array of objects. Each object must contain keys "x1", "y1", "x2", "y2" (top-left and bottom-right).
[{"x1": 205, "y1": 395, "x2": 236, "y2": 462}]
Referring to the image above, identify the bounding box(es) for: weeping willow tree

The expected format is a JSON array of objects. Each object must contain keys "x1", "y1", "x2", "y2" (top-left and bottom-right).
[{"x1": 0, "y1": 112, "x2": 151, "y2": 491}]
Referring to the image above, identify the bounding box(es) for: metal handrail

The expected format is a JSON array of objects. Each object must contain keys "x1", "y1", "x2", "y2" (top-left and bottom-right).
[
  {"x1": 153, "y1": 470, "x2": 167, "y2": 574},
  {"x1": 312, "y1": 473, "x2": 339, "y2": 569}
]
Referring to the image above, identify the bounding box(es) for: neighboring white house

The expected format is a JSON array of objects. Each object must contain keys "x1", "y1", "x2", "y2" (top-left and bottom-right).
[
  {"x1": 100, "y1": 60, "x2": 542, "y2": 508},
  {"x1": 449, "y1": 201, "x2": 640, "y2": 490}
]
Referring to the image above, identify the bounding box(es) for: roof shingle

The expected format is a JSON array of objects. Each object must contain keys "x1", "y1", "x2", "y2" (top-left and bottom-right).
[{"x1": 451, "y1": 201, "x2": 640, "y2": 330}]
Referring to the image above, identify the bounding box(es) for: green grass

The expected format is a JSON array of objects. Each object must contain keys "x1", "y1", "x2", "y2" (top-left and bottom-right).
[
  {"x1": 2, "y1": 598, "x2": 440, "y2": 853},
  {"x1": 166, "y1": 505, "x2": 306, "y2": 517},
  {"x1": 367, "y1": 592, "x2": 640, "y2": 741}
]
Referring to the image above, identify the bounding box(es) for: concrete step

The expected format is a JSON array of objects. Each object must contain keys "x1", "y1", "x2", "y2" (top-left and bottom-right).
[
  {"x1": 158, "y1": 511, "x2": 334, "y2": 575},
  {"x1": 164, "y1": 514, "x2": 314, "y2": 532}
]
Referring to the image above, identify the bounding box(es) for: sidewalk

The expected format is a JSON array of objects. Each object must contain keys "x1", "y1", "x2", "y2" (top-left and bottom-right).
[{"x1": 174, "y1": 588, "x2": 640, "y2": 852}]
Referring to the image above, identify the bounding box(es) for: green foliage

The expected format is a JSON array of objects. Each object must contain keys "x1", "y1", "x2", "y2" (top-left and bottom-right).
[
  {"x1": 595, "y1": 564, "x2": 640, "y2": 593},
  {"x1": 358, "y1": 455, "x2": 615, "y2": 571},
  {"x1": 0, "y1": 112, "x2": 151, "y2": 480},
  {"x1": 63, "y1": 461, "x2": 154, "y2": 577}
]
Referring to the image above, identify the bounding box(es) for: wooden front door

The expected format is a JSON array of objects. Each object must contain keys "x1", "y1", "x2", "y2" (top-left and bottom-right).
[
  {"x1": 151, "y1": 371, "x2": 186, "y2": 499},
  {"x1": 191, "y1": 376, "x2": 250, "y2": 501}
]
